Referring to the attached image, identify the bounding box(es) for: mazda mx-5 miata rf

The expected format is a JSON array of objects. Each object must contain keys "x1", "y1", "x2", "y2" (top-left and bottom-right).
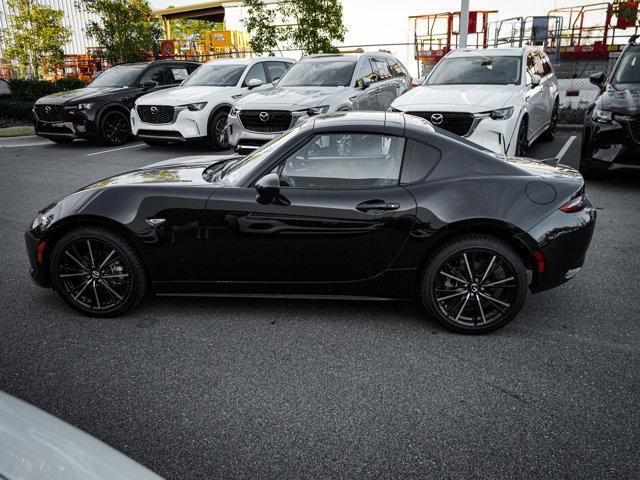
[{"x1": 25, "y1": 112, "x2": 595, "y2": 333}]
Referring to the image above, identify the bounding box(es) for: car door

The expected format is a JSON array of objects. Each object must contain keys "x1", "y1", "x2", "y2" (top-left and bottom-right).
[
  {"x1": 370, "y1": 57, "x2": 396, "y2": 110},
  {"x1": 351, "y1": 58, "x2": 378, "y2": 110},
  {"x1": 239, "y1": 132, "x2": 416, "y2": 282},
  {"x1": 524, "y1": 53, "x2": 546, "y2": 138}
]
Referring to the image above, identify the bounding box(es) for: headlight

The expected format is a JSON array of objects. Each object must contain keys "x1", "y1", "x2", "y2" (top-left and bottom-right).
[
  {"x1": 307, "y1": 105, "x2": 330, "y2": 116},
  {"x1": 388, "y1": 106, "x2": 402, "y2": 113},
  {"x1": 66, "y1": 103, "x2": 94, "y2": 111},
  {"x1": 185, "y1": 102, "x2": 207, "y2": 111},
  {"x1": 489, "y1": 107, "x2": 514, "y2": 120},
  {"x1": 31, "y1": 212, "x2": 53, "y2": 231},
  {"x1": 593, "y1": 108, "x2": 613, "y2": 123}
]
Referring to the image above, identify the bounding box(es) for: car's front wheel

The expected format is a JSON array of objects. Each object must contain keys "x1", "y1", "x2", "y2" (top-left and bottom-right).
[
  {"x1": 420, "y1": 235, "x2": 528, "y2": 334},
  {"x1": 542, "y1": 101, "x2": 559, "y2": 141},
  {"x1": 99, "y1": 110, "x2": 131, "y2": 146},
  {"x1": 515, "y1": 118, "x2": 528, "y2": 156},
  {"x1": 209, "y1": 111, "x2": 229, "y2": 150},
  {"x1": 50, "y1": 226, "x2": 147, "y2": 317}
]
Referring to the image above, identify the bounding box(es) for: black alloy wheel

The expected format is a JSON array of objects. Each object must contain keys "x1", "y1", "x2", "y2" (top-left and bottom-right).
[
  {"x1": 209, "y1": 111, "x2": 229, "y2": 150},
  {"x1": 421, "y1": 235, "x2": 528, "y2": 334},
  {"x1": 542, "y1": 102, "x2": 559, "y2": 141},
  {"x1": 515, "y1": 118, "x2": 528, "y2": 156},
  {"x1": 50, "y1": 227, "x2": 147, "y2": 317},
  {"x1": 100, "y1": 110, "x2": 131, "y2": 146}
]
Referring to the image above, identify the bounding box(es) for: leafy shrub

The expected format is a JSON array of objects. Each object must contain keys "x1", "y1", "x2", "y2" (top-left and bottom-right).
[
  {"x1": 55, "y1": 77, "x2": 87, "y2": 92},
  {"x1": 0, "y1": 100, "x2": 34, "y2": 123},
  {"x1": 6, "y1": 77, "x2": 87, "y2": 102}
]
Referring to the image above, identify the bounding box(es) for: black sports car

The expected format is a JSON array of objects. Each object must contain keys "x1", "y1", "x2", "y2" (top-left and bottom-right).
[
  {"x1": 580, "y1": 35, "x2": 640, "y2": 177},
  {"x1": 33, "y1": 60, "x2": 201, "y2": 146},
  {"x1": 25, "y1": 112, "x2": 596, "y2": 333}
]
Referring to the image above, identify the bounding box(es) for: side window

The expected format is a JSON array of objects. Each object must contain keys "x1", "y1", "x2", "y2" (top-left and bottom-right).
[
  {"x1": 243, "y1": 63, "x2": 267, "y2": 86},
  {"x1": 354, "y1": 58, "x2": 375, "y2": 87},
  {"x1": 167, "y1": 66, "x2": 189, "y2": 84},
  {"x1": 400, "y1": 139, "x2": 441, "y2": 184},
  {"x1": 279, "y1": 133, "x2": 406, "y2": 189},
  {"x1": 139, "y1": 66, "x2": 165, "y2": 86},
  {"x1": 541, "y1": 54, "x2": 553, "y2": 76},
  {"x1": 265, "y1": 62, "x2": 288, "y2": 82},
  {"x1": 534, "y1": 53, "x2": 546, "y2": 77},
  {"x1": 386, "y1": 58, "x2": 406, "y2": 78},
  {"x1": 526, "y1": 54, "x2": 536, "y2": 84},
  {"x1": 186, "y1": 63, "x2": 200, "y2": 74},
  {"x1": 371, "y1": 58, "x2": 392, "y2": 81}
]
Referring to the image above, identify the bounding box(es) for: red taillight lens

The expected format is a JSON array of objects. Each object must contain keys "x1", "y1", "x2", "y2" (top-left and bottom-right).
[
  {"x1": 560, "y1": 194, "x2": 587, "y2": 213},
  {"x1": 534, "y1": 250, "x2": 545, "y2": 273},
  {"x1": 36, "y1": 241, "x2": 46, "y2": 264}
]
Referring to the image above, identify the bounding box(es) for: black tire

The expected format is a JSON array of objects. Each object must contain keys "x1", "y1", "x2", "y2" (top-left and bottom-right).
[
  {"x1": 542, "y1": 101, "x2": 558, "y2": 142},
  {"x1": 578, "y1": 130, "x2": 606, "y2": 179},
  {"x1": 515, "y1": 118, "x2": 528, "y2": 156},
  {"x1": 209, "y1": 110, "x2": 229, "y2": 150},
  {"x1": 99, "y1": 110, "x2": 131, "y2": 146},
  {"x1": 143, "y1": 139, "x2": 169, "y2": 146},
  {"x1": 49, "y1": 137, "x2": 74, "y2": 144},
  {"x1": 420, "y1": 234, "x2": 528, "y2": 334},
  {"x1": 49, "y1": 226, "x2": 147, "y2": 317}
]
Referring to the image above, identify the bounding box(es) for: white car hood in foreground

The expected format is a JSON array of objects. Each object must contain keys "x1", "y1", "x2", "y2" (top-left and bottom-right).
[
  {"x1": 238, "y1": 86, "x2": 345, "y2": 110},
  {"x1": 136, "y1": 85, "x2": 233, "y2": 105},
  {"x1": 0, "y1": 391, "x2": 163, "y2": 480},
  {"x1": 393, "y1": 84, "x2": 520, "y2": 112}
]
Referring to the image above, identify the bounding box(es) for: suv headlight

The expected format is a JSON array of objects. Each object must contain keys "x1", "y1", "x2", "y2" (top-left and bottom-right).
[
  {"x1": 66, "y1": 103, "x2": 94, "y2": 111},
  {"x1": 31, "y1": 211, "x2": 54, "y2": 231},
  {"x1": 307, "y1": 105, "x2": 330, "y2": 116},
  {"x1": 593, "y1": 108, "x2": 613, "y2": 123},
  {"x1": 388, "y1": 106, "x2": 402, "y2": 113},
  {"x1": 184, "y1": 102, "x2": 207, "y2": 111},
  {"x1": 488, "y1": 106, "x2": 514, "y2": 120}
]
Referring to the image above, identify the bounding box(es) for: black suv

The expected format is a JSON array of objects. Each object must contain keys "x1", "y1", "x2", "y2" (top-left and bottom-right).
[
  {"x1": 33, "y1": 60, "x2": 201, "y2": 146},
  {"x1": 581, "y1": 35, "x2": 640, "y2": 177}
]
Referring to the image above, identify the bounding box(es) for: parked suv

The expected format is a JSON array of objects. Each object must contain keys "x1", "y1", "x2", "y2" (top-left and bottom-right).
[
  {"x1": 389, "y1": 47, "x2": 559, "y2": 156},
  {"x1": 226, "y1": 52, "x2": 412, "y2": 152},
  {"x1": 580, "y1": 35, "x2": 640, "y2": 178},
  {"x1": 33, "y1": 60, "x2": 201, "y2": 145},
  {"x1": 131, "y1": 57, "x2": 295, "y2": 149}
]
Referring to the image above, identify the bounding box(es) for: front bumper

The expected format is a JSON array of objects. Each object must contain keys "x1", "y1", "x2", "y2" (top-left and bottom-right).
[
  {"x1": 33, "y1": 109, "x2": 97, "y2": 140},
  {"x1": 581, "y1": 114, "x2": 640, "y2": 172},
  {"x1": 24, "y1": 229, "x2": 51, "y2": 289},
  {"x1": 226, "y1": 111, "x2": 310, "y2": 152},
  {"x1": 527, "y1": 200, "x2": 596, "y2": 293},
  {"x1": 465, "y1": 115, "x2": 519, "y2": 155},
  {"x1": 131, "y1": 107, "x2": 208, "y2": 143}
]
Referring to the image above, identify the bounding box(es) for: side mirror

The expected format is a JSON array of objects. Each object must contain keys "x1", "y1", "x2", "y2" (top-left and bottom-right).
[
  {"x1": 589, "y1": 72, "x2": 606, "y2": 91},
  {"x1": 358, "y1": 78, "x2": 371, "y2": 90},
  {"x1": 247, "y1": 78, "x2": 264, "y2": 90},
  {"x1": 142, "y1": 80, "x2": 157, "y2": 90},
  {"x1": 530, "y1": 74, "x2": 541, "y2": 88},
  {"x1": 255, "y1": 172, "x2": 280, "y2": 204}
]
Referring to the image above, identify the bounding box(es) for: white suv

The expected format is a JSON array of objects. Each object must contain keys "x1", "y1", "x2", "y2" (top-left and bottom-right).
[
  {"x1": 389, "y1": 47, "x2": 559, "y2": 156},
  {"x1": 131, "y1": 57, "x2": 295, "y2": 149}
]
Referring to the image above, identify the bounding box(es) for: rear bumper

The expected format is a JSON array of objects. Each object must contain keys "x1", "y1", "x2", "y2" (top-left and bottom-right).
[
  {"x1": 527, "y1": 200, "x2": 596, "y2": 293},
  {"x1": 24, "y1": 229, "x2": 51, "y2": 288}
]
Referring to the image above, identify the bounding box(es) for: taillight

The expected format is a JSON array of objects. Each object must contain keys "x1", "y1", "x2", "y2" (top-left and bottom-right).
[
  {"x1": 560, "y1": 193, "x2": 587, "y2": 213},
  {"x1": 533, "y1": 250, "x2": 545, "y2": 273},
  {"x1": 36, "y1": 241, "x2": 46, "y2": 264}
]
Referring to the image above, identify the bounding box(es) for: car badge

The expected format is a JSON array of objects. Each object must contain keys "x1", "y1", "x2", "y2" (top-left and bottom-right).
[
  {"x1": 45, "y1": 106, "x2": 51, "y2": 114},
  {"x1": 430, "y1": 113, "x2": 444, "y2": 125},
  {"x1": 150, "y1": 106, "x2": 158, "y2": 114},
  {"x1": 259, "y1": 111, "x2": 270, "y2": 122}
]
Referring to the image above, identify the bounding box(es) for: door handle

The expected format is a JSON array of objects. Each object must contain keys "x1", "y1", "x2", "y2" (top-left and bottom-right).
[{"x1": 356, "y1": 200, "x2": 400, "y2": 212}]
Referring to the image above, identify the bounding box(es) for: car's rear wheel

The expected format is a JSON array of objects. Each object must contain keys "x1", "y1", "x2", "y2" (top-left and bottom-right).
[
  {"x1": 515, "y1": 118, "x2": 528, "y2": 156},
  {"x1": 99, "y1": 110, "x2": 130, "y2": 146},
  {"x1": 50, "y1": 226, "x2": 147, "y2": 317},
  {"x1": 420, "y1": 235, "x2": 528, "y2": 334},
  {"x1": 49, "y1": 137, "x2": 74, "y2": 144},
  {"x1": 209, "y1": 111, "x2": 229, "y2": 150},
  {"x1": 542, "y1": 102, "x2": 558, "y2": 141},
  {"x1": 143, "y1": 139, "x2": 169, "y2": 146}
]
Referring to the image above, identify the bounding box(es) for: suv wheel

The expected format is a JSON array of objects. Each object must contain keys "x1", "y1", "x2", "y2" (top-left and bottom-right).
[
  {"x1": 515, "y1": 118, "x2": 528, "y2": 156},
  {"x1": 542, "y1": 101, "x2": 558, "y2": 141},
  {"x1": 209, "y1": 111, "x2": 229, "y2": 150},
  {"x1": 99, "y1": 110, "x2": 131, "y2": 146}
]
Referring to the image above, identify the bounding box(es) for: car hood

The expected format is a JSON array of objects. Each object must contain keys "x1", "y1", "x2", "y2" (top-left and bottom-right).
[
  {"x1": 35, "y1": 87, "x2": 129, "y2": 105},
  {"x1": 136, "y1": 86, "x2": 233, "y2": 105},
  {"x1": 81, "y1": 155, "x2": 239, "y2": 189},
  {"x1": 0, "y1": 391, "x2": 163, "y2": 480},
  {"x1": 392, "y1": 84, "x2": 519, "y2": 112},
  {"x1": 238, "y1": 86, "x2": 344, "y2": 110},
  {"x1": 598, "y1": 85, "x2": 640, "y2": 115}
]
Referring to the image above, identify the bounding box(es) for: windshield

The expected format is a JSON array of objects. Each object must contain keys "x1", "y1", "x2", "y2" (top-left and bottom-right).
[
  {"x1": 88, "y1": 65, "x2": 146, "y2": 87},
  {"x1": 427, "y1": 56, "x2": 522, "y2": 85},
  {"x1": 182, "y1": 64, "x2": 245, "y2": 87},
  {"x1": 613, "y1": 48, "x2": 640, "y2": 85},
  {"x1": 215, "y1": 127, "x2": 302, "y2": 185},
  {"x1": 278, "y1": 60, "x2": 356, "y2": 87}
]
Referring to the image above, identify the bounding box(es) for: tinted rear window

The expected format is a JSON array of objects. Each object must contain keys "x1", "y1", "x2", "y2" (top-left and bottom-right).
[{"x1": 400, "y1": 139, "x2": 441, "y2": 184}]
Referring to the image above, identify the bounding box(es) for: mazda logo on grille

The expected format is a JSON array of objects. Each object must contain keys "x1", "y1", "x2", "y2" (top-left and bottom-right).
[
  {"x1": 430, "y1": 113, "x2": 443, "y2": 125},
  {"x1": 150, "y1": 106, "x2": 158, "y2": 114},
  {"x1": 259, "y1": 111, "x2": 270, "y2": 122},
  {"x1": 44, "y1": 106, "x2": 51, "y2": 114}
]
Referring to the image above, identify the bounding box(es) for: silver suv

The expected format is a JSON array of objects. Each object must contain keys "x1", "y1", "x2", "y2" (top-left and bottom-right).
[{"x1": 226, "y1": 52, "x2": 411, "y2": 152}]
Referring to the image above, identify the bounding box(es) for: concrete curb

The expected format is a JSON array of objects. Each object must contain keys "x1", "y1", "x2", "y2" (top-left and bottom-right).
[{"x1": 0, "y1": 135, "x2": 49, "y2": 148}]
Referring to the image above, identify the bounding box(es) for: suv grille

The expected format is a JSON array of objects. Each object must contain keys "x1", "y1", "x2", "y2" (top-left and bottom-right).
[
  {"x1": 239, "y1": 110, "x2": 292, "y2": 133},
  {"x1": 628, "y1": 117, "x2": 640, "y2": 143},
  {"x1": 407, "y1": 111, "x2": 475, "y2": 136},
  {"x1": 34, "y1": 105, "x2": 65, "y2": 122},
  {"x1": 137, "y1": 105, "x2": 175, "y2": 124}
]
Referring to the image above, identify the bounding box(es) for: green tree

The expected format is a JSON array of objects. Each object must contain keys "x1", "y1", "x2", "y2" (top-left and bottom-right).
[
  {"x1": 171, "y1": 19, "x2": 218, "y2": 40},
  {"x1": 76, "y1": 0, "x2": 163, "y2": 64},
  {"x1": 243, "y1": 0, "x2": 346, "y2": 55},
  {"x1": 0, "y1": 0, "x2": 71, "y2": 78}
]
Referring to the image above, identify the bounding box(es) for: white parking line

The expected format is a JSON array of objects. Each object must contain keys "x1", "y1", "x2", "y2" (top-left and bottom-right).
[
  {"x1": 555, "y1": 135, "x2": 576, "y2": 160},
  {"x1": 86, "y1": 143, "x2": 144, "y2": 157}
]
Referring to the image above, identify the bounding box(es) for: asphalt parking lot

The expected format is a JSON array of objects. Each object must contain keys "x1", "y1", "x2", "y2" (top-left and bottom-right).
[{"x1": 1, "y1": 132, "x2": 639, "y2": 479}]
